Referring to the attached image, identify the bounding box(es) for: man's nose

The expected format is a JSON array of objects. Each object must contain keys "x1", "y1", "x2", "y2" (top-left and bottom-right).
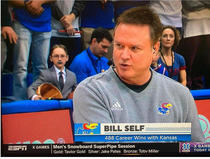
[
  {"x1": 121, "y1": 47, "x2": 130, "y2": 59},
  {"x1": 104, "y1": 48, "x2": 108, "y2": 53}
]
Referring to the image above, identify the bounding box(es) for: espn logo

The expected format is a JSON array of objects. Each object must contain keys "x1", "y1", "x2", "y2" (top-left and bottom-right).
[{"x1": 8, "y1": 145, "x2": 27, "y2": 151}]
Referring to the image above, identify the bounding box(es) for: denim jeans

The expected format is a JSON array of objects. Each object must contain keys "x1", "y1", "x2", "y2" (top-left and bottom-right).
[{"x1": 12, "y1": 21, "x2": 51, "y2": 100}]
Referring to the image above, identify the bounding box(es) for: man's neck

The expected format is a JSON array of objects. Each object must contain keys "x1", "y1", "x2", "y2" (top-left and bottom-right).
[
  {"x1": 114, "y1": 68, "x2": 152, "y2": 86},
  {"x1": 88, "y1": 46, "x2": 101, "y2": 60},
  {"x1": 113, "y1": 68, "x2": 152, "y2": 93},
  {"x1": 89, "y1": 45, "x2": 95, "y2": 55}
]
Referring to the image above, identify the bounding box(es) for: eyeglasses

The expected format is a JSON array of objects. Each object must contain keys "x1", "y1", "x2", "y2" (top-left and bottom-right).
[{"x1": 51, "y1": 55, "x2": 67, "y2": 59}]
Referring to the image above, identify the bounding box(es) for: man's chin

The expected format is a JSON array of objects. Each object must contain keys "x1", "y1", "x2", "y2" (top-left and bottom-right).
[
  {"x1": 99, "y1": 53, "x2": 106, "y2": 58},
  {"x1": 116, "y1": 68, "x2": 131, "y2": 78},
  {"x1": 97, "y1": 55, "x2": 103, "y2": 58},
  {"x1": 55, "y1": 64, "x2": 64, "y2": 70}
]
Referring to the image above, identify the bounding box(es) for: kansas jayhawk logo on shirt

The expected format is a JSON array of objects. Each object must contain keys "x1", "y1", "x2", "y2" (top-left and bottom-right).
[{"x1": 158, "y1": 103, "x2": 173, "y2": 115}]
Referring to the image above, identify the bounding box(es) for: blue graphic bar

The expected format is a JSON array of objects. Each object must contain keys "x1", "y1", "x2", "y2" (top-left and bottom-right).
[{"x1": 75, "y1": 134, "x2": 191, "y2": 142}]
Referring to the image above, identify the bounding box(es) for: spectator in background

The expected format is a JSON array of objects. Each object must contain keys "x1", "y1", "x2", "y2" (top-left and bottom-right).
[
  {"x1": 176, "y1": 1, "x2": 210, "y2": 90},
  {"x1": 1, "y1": 1, "x2": 18, "y2": 72},
  {"x1": 149, "y1": 0, "x2": 182, "y2": 35},
  {"x1": 69, "y1": 27, "x2": 113, "y2": 83},
  {"x1": 151, "y1": 48, "x2": 169, "y2": 77},
  {"x1": 73, "y1": 6, "x2": 204, "y2": 142},
  {"x1": 9, "y1": 0, "x2": 54, "y2": 100},
  {"x1": 80, "y1": 0, "x2": 115, "y2": 60},
  {"x1": 113, "y1": 0, "x2": 149, "y2": 20},
  {"x1": 28, "y1": 44, "x2": 77, "y2": 100},
  {"x1": 158, "y1": 25, "x2": 187, "y2": 86},
  {"x1": 50, "y1": 0, "x2": 85, "y2": 68},
  {"x1": 149, "y1": 0, "x2": 182, "y2": 52}
]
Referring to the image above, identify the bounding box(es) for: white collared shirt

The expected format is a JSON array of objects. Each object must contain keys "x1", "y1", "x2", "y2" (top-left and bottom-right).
[{"x1": 54, "y1": 65, "x2": 66, "y2": 84}]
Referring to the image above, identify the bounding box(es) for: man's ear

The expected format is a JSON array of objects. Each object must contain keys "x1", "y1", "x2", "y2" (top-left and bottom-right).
[
  {"x1": 153, "y1": 41, "x2": 160, "y2": 53},
  {"x1": 92, "y1": 38, "x2": 97, "y2": 44},
  {"x1": 66, "y1": 55, "x2": 69, "y2": 62},
  {"x1": 50, "y1": 56, "x2": 53, "y2": 62}
]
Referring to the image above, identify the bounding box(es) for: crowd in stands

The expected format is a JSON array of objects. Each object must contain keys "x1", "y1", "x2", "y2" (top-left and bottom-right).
[{"x1": 1, "y1": 0, "x2": 210, "y2": 101}]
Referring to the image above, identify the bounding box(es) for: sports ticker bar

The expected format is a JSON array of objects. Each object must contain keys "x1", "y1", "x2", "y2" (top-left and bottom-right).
[{"x1": 2, "y1": 143, "x2": 210, "y2": 157}]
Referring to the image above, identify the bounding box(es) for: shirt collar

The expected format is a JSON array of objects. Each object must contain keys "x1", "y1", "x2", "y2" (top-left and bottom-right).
[
  {"x1": 54, "y1": 65, "x2": 66, "y2": 75},
  {"x1": 87, "y1": 47, "x2": 100, "y2": 64}
]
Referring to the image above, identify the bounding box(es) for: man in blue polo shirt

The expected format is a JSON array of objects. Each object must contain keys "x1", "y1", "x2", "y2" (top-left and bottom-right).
[{"x1": 69, "y1": 27, "x2": 113, "y2": 83}]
